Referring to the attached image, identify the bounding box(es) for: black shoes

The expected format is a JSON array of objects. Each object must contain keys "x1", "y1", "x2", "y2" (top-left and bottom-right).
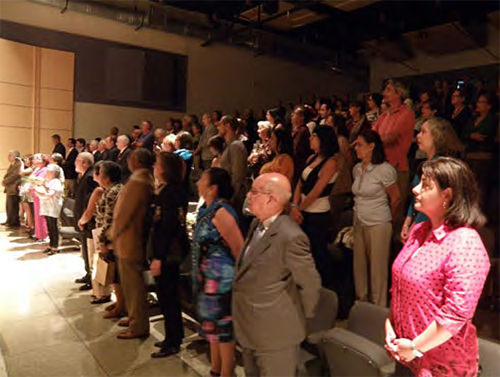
[
  {"x1": 154, "y1": 340, "x2": 166, "y2": 348},
  {"x1": 90, "y1": 295, "x2": 111, "y2": 304},
  {"x1": 75, "y1": 275, "x2": 90, "y2": 284},
  {"x1": 150, "y1": 346, "x2": 180, "y2": 358},
  {"x1": 78, "y1": 283, "x2": 92, "y2": 291}
]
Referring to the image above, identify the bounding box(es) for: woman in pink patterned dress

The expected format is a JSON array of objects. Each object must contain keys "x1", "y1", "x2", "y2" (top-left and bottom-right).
[
  {"x1": 386, "y1": 157, "x2": 490, "y2": 377},
  {"x1": 30, "y1": 154, "x2": 49, "y2": 241}
]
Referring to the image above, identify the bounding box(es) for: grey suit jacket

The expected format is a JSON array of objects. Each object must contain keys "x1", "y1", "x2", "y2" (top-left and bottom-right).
[{"x1": 232, "y1": 214, "x2": 321, "y2": 351}]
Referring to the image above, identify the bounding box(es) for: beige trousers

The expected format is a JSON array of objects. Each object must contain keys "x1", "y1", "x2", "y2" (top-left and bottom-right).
[
  {"x1": 242, "y1": 345, "x2": 299, "y2": 377},
  {"x1": 118, "y1": 257, "x2": 149, "y2": 335},
  {"x1": 353, "y1": 221, "x2": 392, "y2": 307}
]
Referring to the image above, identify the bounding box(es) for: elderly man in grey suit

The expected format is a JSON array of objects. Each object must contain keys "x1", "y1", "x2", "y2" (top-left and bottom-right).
[{"x1": 232, "y1": 172, "x2": 321, "y2": 376}]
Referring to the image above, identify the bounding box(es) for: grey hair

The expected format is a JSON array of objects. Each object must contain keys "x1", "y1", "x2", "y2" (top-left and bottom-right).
[
  {"x1": 117, "y1": 135, "x2": 130, "y2": 146},
  {"x1": 46, "y1": 164, "x2": 61, "y2": 179},
  {"x1": 386, "y1": 79, "x2": 409, "y2": 100},
  {"x1": 9, "y1": 150, "x2": 20, "y2": 158},
  {"x1": 78, "y1": 152, "x2": 94, "y2": 166}
]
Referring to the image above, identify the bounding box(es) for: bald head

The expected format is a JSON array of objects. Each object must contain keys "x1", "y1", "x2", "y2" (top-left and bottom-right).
[{"x1": 247, "y1": 173, "x2": 291, "y2": 221}]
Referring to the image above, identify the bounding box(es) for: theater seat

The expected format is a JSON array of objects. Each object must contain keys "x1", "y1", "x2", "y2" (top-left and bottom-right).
[
  {"x1": 59, "y1": 198, "x2": 80, "y2": 241},
  {"x1": 478, "y1": 337, "x2": 500, "y2": 377},
  {"x1": 299, "y1": 288, "x2": 338, "y2": 376},
  {"x1": 321, "y1": 301, "x2": 395, "y2": 377}
]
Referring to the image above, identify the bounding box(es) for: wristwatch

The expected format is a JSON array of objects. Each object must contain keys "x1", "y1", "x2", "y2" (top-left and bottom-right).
[{"x1": 410, "y1": 340, "x2": 424, "y2": 358}]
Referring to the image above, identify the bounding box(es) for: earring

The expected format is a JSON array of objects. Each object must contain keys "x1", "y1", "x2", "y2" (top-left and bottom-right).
[{"x1": 443, "y1": 202, "x2": 447, "y2": 209}]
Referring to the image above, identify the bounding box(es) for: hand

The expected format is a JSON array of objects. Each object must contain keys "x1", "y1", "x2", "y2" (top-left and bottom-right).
[
  {"x1": 470, "y1": 132, "x2": 486, "y2": 142},
  {"x1": 150, "y1": 259, "x2": 162, "y2": 277},
  {"x1": 393, "y1": 338, "x2": 417, "y2": 363},
  {"x1": 384, "y1": 318, "x2": 398, "y2": 358},
  {"x1": 400, "y1": 219, "x2": 412, "y2": 243},
  {"x1": 290, "y1": 206, "x2": 304, "y2": 225},
  {"x1": 99, "y1": 243, "x2": 108, "y2": 253},
  {"x1": 77, "y1": 219, "x2": 84, "y2": 231}
]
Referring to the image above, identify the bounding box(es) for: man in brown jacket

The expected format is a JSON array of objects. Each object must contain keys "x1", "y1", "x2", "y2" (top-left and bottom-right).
[
  {"x1": 111, "y1": 148, "x2": 155, "y2": 339},
  {"x1": 2, "y1": 150, "x2": 22, "y2": 227}
]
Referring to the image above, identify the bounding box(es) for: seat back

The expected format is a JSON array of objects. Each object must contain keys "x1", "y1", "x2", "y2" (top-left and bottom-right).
[
  {"x1": 347, "y1": 301, "x2": 389, "y2": 345},
  {"x1": 478, "y1": 337, "x2": 500, "y2": 377},
  {"x1": 306, "y1": 287, "x2": 339, "y2": 336},
  {"x1": 60, "y1": 197, "x2": 75, "y2": 227}
]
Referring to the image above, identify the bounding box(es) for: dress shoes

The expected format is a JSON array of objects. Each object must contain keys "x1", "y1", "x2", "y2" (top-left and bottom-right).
[
  {"x1": 74, "y1": 275, "x2": 90, "y2": 284},
  {"x1": 116, "y1": 330, "x2": 149, "y2": 340},
  {"x1": 154, "y1": 340, "x2": 166, "y2": 348},
  {"x1": 150, "y1": 346, "x2": 180, "y2": 358},
  {"x1": 90, "y1": 295, "x2": 111, "y2": 304},
  {"x1": 78, "y1": 283, "x2": 92, "y2": 291}
]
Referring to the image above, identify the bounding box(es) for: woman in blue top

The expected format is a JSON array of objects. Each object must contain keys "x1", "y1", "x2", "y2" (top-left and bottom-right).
[
  {"x1": 401, "y1": 117, "x2": 463, "y2": 242},
  {"x1": 193, "y1": 168, "x2": 244, "y2": 377}
]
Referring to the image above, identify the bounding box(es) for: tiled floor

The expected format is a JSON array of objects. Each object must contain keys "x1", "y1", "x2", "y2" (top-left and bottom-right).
[{"x1": 0, "y1": 225, "x2": 208, "y2": 377}]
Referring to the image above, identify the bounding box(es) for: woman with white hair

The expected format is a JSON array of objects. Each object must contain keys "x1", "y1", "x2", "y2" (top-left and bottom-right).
[{"x1": 35, "y1": 164, "x2": 63, "y2": 254}]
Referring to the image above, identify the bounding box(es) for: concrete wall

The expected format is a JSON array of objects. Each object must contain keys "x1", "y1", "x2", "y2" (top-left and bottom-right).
[
  {"x1": 0, "y1": 0, "x2": 365, "y2": 140},
  {"x1": 369, "y1": 21, "x2": 500, "y2": 91}
]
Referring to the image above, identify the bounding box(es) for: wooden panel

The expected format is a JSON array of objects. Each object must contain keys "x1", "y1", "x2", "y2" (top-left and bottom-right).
[
  {"x1": 0, "y1": 104, "x2": 33, "y2": 128},
  {"x1": 0, "y1": 82, "x2": 33, "y2": 107},
  {"x1": 0, "y1": 38, "x2": 34, "y2": 86},
  {"x1": 39, "y1": 129, "x2": 72, "y2": 155},
  {"x1": 40, "y1": 88, "x2": 73, "y2": 111},
  {"x1": 39, "y1": 108, "x2": 73, "y2": 131},
  {"x1": 40, "y1": 48, "x2": 74, "y2": 91},
  {"x1": 0, "y1": 127, "x2": 32, "y2": 169}
]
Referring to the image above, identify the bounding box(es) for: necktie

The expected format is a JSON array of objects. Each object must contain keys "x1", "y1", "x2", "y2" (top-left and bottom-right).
[{"x1": 243, "y1": 222, "x2": 265, "y2": 261}]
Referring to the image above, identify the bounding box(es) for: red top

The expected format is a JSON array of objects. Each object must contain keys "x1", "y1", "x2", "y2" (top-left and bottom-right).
[
  {"x1": 372, "y1": 104, "x2": 414, "y2": 171},
  {"x1": 391, "y1": 221, "x2": 490, "y2": 377}
]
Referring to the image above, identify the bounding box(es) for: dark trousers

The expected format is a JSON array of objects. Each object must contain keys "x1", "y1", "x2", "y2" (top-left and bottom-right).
[
  {"x1": 6, "y1": 195, "x2": 20, "y2": 226},
  {"x1": 45, "y1": 216, "x2": 59, "y2": 248},
  {"x1": 155, "y1": 263, "x2": 184, "y2": 348},
  {"x1": 80, "y1": 232, "x2": 91, "y2": 277},
  {"x1": 302, "y1": 211, "x2": 332, "y2": 286}
]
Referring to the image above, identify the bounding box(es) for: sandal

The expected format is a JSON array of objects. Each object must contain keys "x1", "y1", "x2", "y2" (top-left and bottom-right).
[{"x1": 105, "y1": 302, "x2": 116, "y2": 312}]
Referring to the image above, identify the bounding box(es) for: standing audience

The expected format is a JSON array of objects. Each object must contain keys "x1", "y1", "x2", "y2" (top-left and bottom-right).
[{"x1": 2, "y1": 151, "x2": 22, "y2": 227}]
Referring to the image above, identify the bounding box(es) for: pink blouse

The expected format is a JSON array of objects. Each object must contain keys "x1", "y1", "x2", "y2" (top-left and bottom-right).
[{"x1": 391, "y1": 221, "x2": 490, "y2": 377}]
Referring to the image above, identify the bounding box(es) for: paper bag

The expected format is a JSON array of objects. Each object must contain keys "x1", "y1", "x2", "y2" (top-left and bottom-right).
[{"x1": 95, "y1": 257, "x2": 115, "y2": 286}]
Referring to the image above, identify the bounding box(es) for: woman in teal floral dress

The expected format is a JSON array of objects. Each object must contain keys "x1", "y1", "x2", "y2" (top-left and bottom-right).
[{"x1": 193, "y1": 168, "x2": 244, "y2": 377}]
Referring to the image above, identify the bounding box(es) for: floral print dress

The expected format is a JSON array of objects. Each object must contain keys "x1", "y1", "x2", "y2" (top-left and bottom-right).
[{"x1": 192, "y1": 199, "x2": 238, "y2": 343}]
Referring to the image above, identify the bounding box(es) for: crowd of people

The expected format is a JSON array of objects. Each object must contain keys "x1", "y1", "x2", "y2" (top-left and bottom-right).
[{"x1": 1, "y1": 77, "x2": 498, "y2": 377}]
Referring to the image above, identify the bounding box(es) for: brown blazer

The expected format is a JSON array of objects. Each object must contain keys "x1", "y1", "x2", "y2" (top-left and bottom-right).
[
  {"x1": 2, "y1": 159, "x2": 22, "y2": 195},
  {"x1": 232, "y1": 214, "x2": 321, "y2": 351},
  {"x1": 111, "y1": 168, "x2": 154, "y2": 261}
]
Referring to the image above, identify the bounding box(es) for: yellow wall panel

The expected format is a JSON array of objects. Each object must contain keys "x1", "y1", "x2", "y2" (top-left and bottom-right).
[
  {"x1": 0, "y1": 82, "x2": 33, "y2": 107},
  {"x1": 40, "y1": 48, "x2": 74, "y2": 91},
  {"x1": 0, "y1": 126, "x2": 32, "y2": 169},
  {"x1": 40, "y1": 88, "x2": 73, "y2": 111},
  {"x1": 0, "y1": 104, "x2": 33, "y2": 128},
  {"x1": 39, "y1": 108, "x2": 73, "y2": 131},
  {"x1": 0, "y1": 38, "x2": 34, "y2": 86}
]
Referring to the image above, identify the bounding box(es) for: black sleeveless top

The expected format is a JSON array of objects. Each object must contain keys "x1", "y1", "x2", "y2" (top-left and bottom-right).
[{"x1": 300, "y1": 155, "x2": 335, "y2": 197}]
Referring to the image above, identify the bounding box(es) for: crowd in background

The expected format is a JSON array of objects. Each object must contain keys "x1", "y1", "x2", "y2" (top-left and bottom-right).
[{"x1": 1, "y1": 76, "x2": 498, "y2": 377}]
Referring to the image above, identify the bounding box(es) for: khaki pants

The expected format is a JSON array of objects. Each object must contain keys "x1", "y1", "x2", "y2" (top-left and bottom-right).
[
  {"x1": 353, "y1": 221, "x2": 392, "y2": 307},
  {"x1": 242, "y1": 345, "x2": 299, "y2": 377},
  {"x1": 118, "y1": 257, "x2": 149, "y2": 335}
]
